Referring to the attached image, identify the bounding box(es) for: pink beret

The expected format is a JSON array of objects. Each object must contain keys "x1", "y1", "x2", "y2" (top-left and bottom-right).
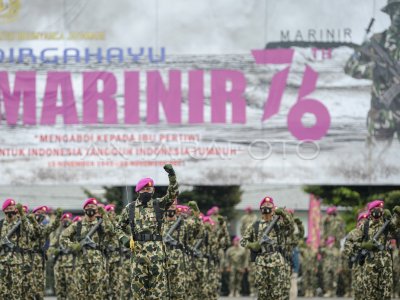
[
  {"x1": 357, "y1": 211, "x2": 369, "y2": 222},
  {"x1": 325, "y1": 236, "x2": 335, "y2": 245},
  {"x1": 2, "y1": 198, "x2": 16, "y2": 211},
  {"x1": 61, "y1": 213, "x2": 72, "y2": 220},
  {"x1": 135, "y1": 177, "x2": 154, "y2": 192},
  {"x1": 245, "y1": 206, "x2": 253, "y2": 212},
  {"x1": 206, "y1": 206, "x2": 219, "y2": 216},
  {"x1": 202, "y1": 216, "x2": 215, "y2": 226},
  {"x1": 83, "y1": 198, "x2": 98, "y2": 209},
  {"x1": 326, "y1": 206, "x2": 337, "y2": 215},
  {"x1": 105, "y1": 204, "x2": 115, "y2": 212},
  {"x1": 233, "y1": 236, "x2": 240, "y2": 242},
  {"x1": 72, "y1": 216, "x2": 82, "y2": 223},
  {"x1": 259, "y1": 196, "x2": 274, "y2": 208},
  {"x1": 368, "y1": 200, "x2": 384, "y2": 211},
  {"x1": 177, "y1": 205, "x2": 190, "y2": 214},
  {"x1": 33, "y1": 206, "x2": 49, "y2": 213},
  {"x1": 22, "y1": 205, "x2": 29, "y2": 213},
  {"x1": 286, "y1": 208, "x2": 295, "y2": 214}
]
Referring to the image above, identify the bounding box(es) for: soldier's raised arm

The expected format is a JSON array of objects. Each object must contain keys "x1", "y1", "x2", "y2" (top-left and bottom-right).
[
  {"x1": 16, "y1": 203, "x2": 34, "y2": 235},
  {"x1": 344, "y1": 40, "x2": 375, "y2": 80},
  {"x1": 41, "y1": 208, "x2": 62, "y2": 238},
  {"x1": 60, "y1": 222, "x2": 78, "y2": 249},
  {"x1": 159, "y1": 164, "x2": 179, "y2": 209},
  {"x1": 240, "y1": 221, "x2": 256, "y2": 249},
  {"x1": 115, "y1": 204, "x2": 131, "y2": 246}
]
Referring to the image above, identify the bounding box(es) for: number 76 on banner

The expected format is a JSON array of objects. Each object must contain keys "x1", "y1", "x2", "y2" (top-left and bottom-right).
[{"x1": 252, "y1": 49, "x2": 331, "y2": 141}]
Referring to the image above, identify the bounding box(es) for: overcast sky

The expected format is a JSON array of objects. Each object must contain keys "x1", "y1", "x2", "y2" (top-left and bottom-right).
[{"x1": 0, "y1": 0, "x2": 390, "y2": 54}]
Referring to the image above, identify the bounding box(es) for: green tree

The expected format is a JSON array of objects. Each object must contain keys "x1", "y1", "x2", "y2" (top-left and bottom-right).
[{"x1": 303, "y1": 185, "x2": 400, "y2": 231}]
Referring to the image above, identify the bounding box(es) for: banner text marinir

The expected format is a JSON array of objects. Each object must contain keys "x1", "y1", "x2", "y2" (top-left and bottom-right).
[{"x1": 0, "y1": 70, "x2": 247, "y2": 125}]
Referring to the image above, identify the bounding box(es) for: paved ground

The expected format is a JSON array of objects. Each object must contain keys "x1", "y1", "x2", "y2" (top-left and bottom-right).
[{"x1": 44, "y1": 297, "x2": 351, "y2": 300}]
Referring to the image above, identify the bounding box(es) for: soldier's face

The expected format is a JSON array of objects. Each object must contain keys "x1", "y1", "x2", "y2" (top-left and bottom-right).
[
  {"x1": 390, "y1": 5, "x2": 400, "y2": 28},
  {"x1": 4, "y1": 206, "x2": 16, "y2": 219}
]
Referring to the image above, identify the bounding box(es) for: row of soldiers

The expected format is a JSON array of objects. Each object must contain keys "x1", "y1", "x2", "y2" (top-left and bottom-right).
[
  {"x1": 235, "y1": 200, "x2": 400, "y2": 299},
  {"x1": 294, "y1": 203, "x2": 400, "y2": 299},
  {"x1": 0, "y1": 164, "x2": 236, "y2": 299}
]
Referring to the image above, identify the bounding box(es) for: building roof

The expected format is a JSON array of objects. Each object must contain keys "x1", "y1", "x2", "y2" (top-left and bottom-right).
[{"x1": 236, "y1": 185, "x2": 310, "y2": 211}]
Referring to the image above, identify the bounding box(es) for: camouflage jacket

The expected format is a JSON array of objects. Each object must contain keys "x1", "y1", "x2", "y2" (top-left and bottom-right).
[
  {"x1": 345, "y1": 27, "x2": 400, "y2": 110},
  {"x1": 352, "y1": 216, "x2": 400, "y2": 264},
  {"x1": 239, "y1": 213, "x2": 258, "y2": 236},
  {"x1": 202, "y1": 224, "x2": 222, "y2": 264},
  {"x1": 241, "y1": 211, "x2": 294, "y2": 266},
  {"x1": 103, "y1": 218, "x2": 121, "y2": 264},
  {"x1": 163, "y1": 217, "x2": 186, "y2": 263},
  {"x1": 225, "y1": 245, "x2": 248, "y2": 270},
  {"x1": 60, "y1": 216, "x2": 114, "y2": 265},
  {"x1": 321, "y1": 246, "x2": 340, "y2": 272},
  {"x1": 210, "y1": 214, "x2": 230, "y2": 250},
  {"x1": 0, "y1": 215, "x2": 34, "y2": 264},
  {"x1": 31, "y1": 216, "x2": 61, "y2": 253},
  {"x1": 49, "y1": 225, "x2": 74, "y2": 267},
  {"x1": 184, "y1": 215, "x2": 202, "y2": 248},
  {"x1": 116, "y1": 174, "x2": 179, "y2": 262},
  {"x1": 322, "y1": 215, "x2": 345, "y2": 246},
  {"x1": 343, "y1": 228, "x2": 359, "y2": 259}
]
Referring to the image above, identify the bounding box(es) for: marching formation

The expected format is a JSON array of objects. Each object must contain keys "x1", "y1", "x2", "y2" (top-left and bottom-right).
[{"x1": 0, "y1": 164, "x2": 400, "y2": 300}]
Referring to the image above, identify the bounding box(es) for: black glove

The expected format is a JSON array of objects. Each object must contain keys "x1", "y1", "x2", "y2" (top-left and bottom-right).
[{"x1": 163, "y1": 164, "x2": 175, "y2": 176}]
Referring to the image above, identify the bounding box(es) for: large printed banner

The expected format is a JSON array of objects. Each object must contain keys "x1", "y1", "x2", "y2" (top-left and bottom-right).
[{"x1": 0, "y1": 0, "x2": 399, "y2": 185}]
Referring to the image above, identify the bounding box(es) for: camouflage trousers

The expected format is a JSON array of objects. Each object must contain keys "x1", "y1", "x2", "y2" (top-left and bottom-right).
[
  {"x1": 248, "y1": 261, "x2": 256, "y2": 295},
  {"x1": 186, "y1": 258, "x2": 204, "y2": 299},
  {"x1": 106, "y1": 260, "x2": 122, "y2": 300},
  {"x1": 361, "y1": 253, "x2": 393, "y2": 300},
  {"x1": 72, "y1": 262, "x2": 107, "y2": 299},
  {"x1": 323, "y1": 268, "x2": 338, "y2": 296},
  {"x1": 131, "y1": 256, "x2": 167, "y2": 300},
  {"x1": 54, "y1": 263, "x2": 75, "y2": 300},
  {"x1": 166, "y1": 260, "x2": 186, "y2": 299},
  {"x1": 352, "y1": 264, "x2": 365, "y2": 300},
  {"x1": 203, "y1": 260, "x2": 220, "y2": 300},
  {"x1": 0, "y1": 262, "x2": 23, "y2": 300},
  {"x1": 282, "y1": 261, "x2": 291, "y2": 300},
  {"x1": 229, "y1": 267, "x2": 243, "y2": 296},
  {"x1": 302, "y1": 267, "x2": 316, "y2": 296},
  {"x1": 30, "y1": 253, "x2": 46, "y2": 299},
  {"x1": 255, "y1": 252, "x2": 287, "y2": 300},
  {"x1": 121, "y1": 255, "x2": 132, "y2": 300},
  {"x1": 367, "y1": 107, "x2": 400, "y2": 141}
]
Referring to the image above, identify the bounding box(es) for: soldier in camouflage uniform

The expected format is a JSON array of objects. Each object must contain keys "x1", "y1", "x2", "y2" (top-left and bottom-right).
[
  {"x1": 351, "y1": 201, "x2": 400, "y2": 299},
  {"x1": 241, "y1": 196, "x2": 294, "y2": 300},
  {"x1": 183, "y1": 208, "x2": 205, "y2": 299},
  {"x1": 225, "y1": 236, "x2": 248, "y2": 297},
  {"x1": 321, "y1": 236, "x2": 340, "y2": 297},
  {"x1": 0, "y1": 200, "x2": 35, "y2": 300},
  {"x1": 343, "y1": 211, "x2": 369, "y2": 300},
  {"x1": 30, "y1": 205, "x2": 62, "y2": 299},
  {"x1": 49, "y1": 212, "x2": 75, "y2": 300},
  {"x1": 299, "y1": 241, "x2": 318, "y2": 297},
  {"x1": 116, "y1": 164, "x2": 179, "y2": 300},
  {"x1": 345, "y1": 0, "x2": 400, "y2": 142},
  {"x1": 239, "y1": 206, "x2": 258, "y2": 296},
  {"x1": 322, "y1": 206, "x2": 345, "y2": 248},
  {"x1": 163, "y1": 200, "x2": 201, "y2": 299},
  {"x1": 103, "y1": 204, "x2": 122, "y2": 300},
  {"x1": 61, "y1": 198, "x2": 113, "y2": 299},
  {"x1": 201, "y1": 216, "x2": 223, "y2": 300}
]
